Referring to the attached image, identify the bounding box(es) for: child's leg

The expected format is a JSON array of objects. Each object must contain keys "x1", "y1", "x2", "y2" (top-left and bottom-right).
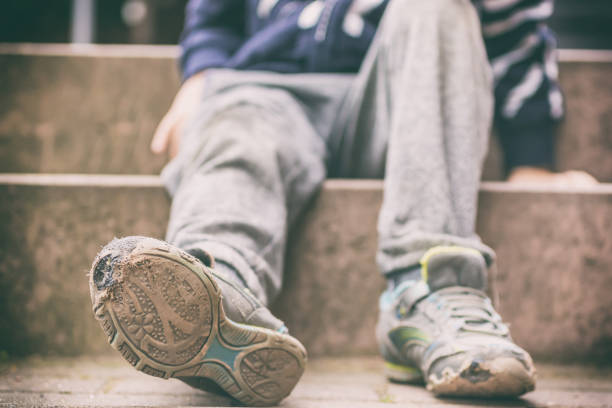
[
  {"x1": 333, "y1": 0, "x2": 496, "y2": 274},
  {"x1": 164, "y1": 79, "x2": 329, "y2": 305}
]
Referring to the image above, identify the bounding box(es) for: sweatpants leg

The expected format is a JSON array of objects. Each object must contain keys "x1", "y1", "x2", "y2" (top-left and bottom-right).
[
  {"x1": 162, "y1": 80, "x2": 331, "y2": 305},
  {"x1": 332, "y1": 0, "x2": 496, "y2": 275}
]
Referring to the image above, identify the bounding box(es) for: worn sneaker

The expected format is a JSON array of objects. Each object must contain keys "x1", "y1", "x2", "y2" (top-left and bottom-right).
[
  {"x1": 89, "y1": 236, "x2": 306, "y2": 406},
  {"x1": 376, "y1": 246, "x2": 536, "y2": 397}
]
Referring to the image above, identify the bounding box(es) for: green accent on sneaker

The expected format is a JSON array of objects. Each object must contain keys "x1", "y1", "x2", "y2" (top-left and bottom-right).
[
  {"x1": 384, "y1": 361, "x2": 419, "y2": 374},
  {"x1": 383, "y1": 361, "x2": 422, "y2": 383},
  {"x1": 388, "y1": 326, "x2": 430, "y2": 350}
]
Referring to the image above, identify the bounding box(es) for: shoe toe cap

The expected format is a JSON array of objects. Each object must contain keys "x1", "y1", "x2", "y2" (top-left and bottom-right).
[{"x1": 426, "y1": 344, "x2": 536, "y2": 397}]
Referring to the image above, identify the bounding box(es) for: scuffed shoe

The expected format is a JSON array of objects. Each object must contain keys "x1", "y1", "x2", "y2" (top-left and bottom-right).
[
  {"x1": 377, "y1": 246, "x2": 536, "y2": 397},
  {"x1": 89, "y1": 236, "x2": 306, "y2": 406}
]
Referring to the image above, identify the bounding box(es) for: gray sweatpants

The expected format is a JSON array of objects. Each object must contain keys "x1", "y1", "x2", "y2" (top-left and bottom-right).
[{"x1": 162, "y1": 0, "x2": 496, "y2": 306}]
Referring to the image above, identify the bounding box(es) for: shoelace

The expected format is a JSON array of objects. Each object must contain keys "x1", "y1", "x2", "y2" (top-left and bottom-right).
[{"x1": 432, "y1": 286, "x2": 509, "y2": 337}]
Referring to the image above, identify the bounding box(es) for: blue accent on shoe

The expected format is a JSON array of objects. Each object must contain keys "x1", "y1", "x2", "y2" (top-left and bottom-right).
[
  {"x1": 204, "y1": 336, "x2": 242, "y2": 368},
  {"x1": 379, "y1": 280, "x2": 425, "y2": 309}
]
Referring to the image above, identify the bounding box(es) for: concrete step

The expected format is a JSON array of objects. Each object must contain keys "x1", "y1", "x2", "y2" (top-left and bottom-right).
[
  {"x1": 1, "y1": 175, "x2": 610, "y2": 362},
  {"x1": 2, "y1": 356, "x2": 612, "y2": 408},
  {"x1": 1, "y1": 44, "x2": 611, "y2": 181},
  {"x1": 0, "y1": 45, "x2": 179, "y2": 176}
]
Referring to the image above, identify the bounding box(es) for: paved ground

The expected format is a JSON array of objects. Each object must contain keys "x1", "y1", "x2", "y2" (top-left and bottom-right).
[{"x1": 1, "y1": 356, "x2": 611, "y2": 407}]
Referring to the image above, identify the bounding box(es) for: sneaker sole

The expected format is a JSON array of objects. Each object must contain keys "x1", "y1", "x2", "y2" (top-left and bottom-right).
[
  {"x1": 89, "y1": 241, "x2": 306, "y2": 406},
  {"x1": 427, "y1": 356, "x2": 535, "y2": 397}
]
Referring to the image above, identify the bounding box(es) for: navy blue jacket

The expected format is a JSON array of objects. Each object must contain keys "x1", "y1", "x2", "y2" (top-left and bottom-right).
[{"x1": 180, "y1": 0, "x2": 563, "y2": 171}]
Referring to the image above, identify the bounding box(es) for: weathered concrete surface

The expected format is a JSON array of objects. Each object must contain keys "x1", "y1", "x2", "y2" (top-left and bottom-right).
[
  {"x1": 0, "y1": 46, "x2": 179, "y2": 175},
  {"x1": 477, "y1": 183, "x2": 612, "y2": 362},
  {"x1": 1, "y1": 356, "x2": 612, "y2": 407},
  {"x1": 555, "y1": 61, "x2": 612, "y2": 181},
  {"x1": 1, "y1": 45, "x2": 611, "y2": 181},
  {"x1": 1, "y1": 176, "x2": 611, "y2": 362},
  {"x1": 0, "y1": 176, "x2": 169, "y2": 357}
]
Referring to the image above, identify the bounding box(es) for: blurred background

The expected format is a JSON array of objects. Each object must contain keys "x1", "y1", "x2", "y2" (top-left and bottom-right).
[{"x1": 1, "y1": 0, "x2": 611, "y2": 48}]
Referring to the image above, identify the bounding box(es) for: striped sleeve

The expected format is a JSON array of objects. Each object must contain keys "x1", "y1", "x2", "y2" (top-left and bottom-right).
[{"x1": 475, "y1": 0, "x2": 563, "y2": 173}]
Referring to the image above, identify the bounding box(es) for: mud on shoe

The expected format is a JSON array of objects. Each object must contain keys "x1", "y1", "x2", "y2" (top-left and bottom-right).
[
  {"x1": 89, "y1": 236, "x2": 307, "y2": 406},
  {"x1": 376, "y1": 246, "x2": 536, "y2": 398}
]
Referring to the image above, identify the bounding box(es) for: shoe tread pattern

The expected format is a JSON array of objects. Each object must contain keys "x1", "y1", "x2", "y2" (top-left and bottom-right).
[
  {"x1": 240, "y1": 347, "x2": 301, "y2": 400},
  {"x1": 109, "y1": 255, "x2": 213, "y2": 366},
  {"x1": 92, "y1": 242, "x2": 306, "y2": 406}
]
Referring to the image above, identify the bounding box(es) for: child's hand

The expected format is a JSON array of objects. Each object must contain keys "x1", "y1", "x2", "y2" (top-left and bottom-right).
[
  {"x1": 151, "y1": 71, "x2": 206, "y2": 158},
  {"x1": 507, "y1": 166, "x2": 598, "y2": 187}
]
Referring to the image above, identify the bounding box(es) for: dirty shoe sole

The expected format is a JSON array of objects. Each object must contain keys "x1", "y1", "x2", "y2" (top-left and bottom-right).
[{"x1": 89, "y1": 239, "x2": 307, "y2": 406}]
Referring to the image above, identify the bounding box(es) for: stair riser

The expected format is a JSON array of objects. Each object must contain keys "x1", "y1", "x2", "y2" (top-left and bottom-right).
[
  {"x1": 1, "y1": 52, "x2": 611, "y2": 180},
  {"x1": 0, "y1": 54, "x2": 177, "y2": 175},
  {"x1": 1, "y1": 180, "x2": 610, "y2": 361}
]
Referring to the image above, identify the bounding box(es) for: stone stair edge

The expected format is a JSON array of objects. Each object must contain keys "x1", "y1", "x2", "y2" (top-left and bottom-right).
[
  {"x1": 0, "y1": 43, "x2": 179, "y2": 58},
  {"x1": 0, "y1": 173, "x2": 164, "y2": 187},
  {"x1": 1, "y1": 43, "x2": 612, "y2": 63},
  {"x1": 1, "y1": 173, "x2": 612, "y2": 195}
]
